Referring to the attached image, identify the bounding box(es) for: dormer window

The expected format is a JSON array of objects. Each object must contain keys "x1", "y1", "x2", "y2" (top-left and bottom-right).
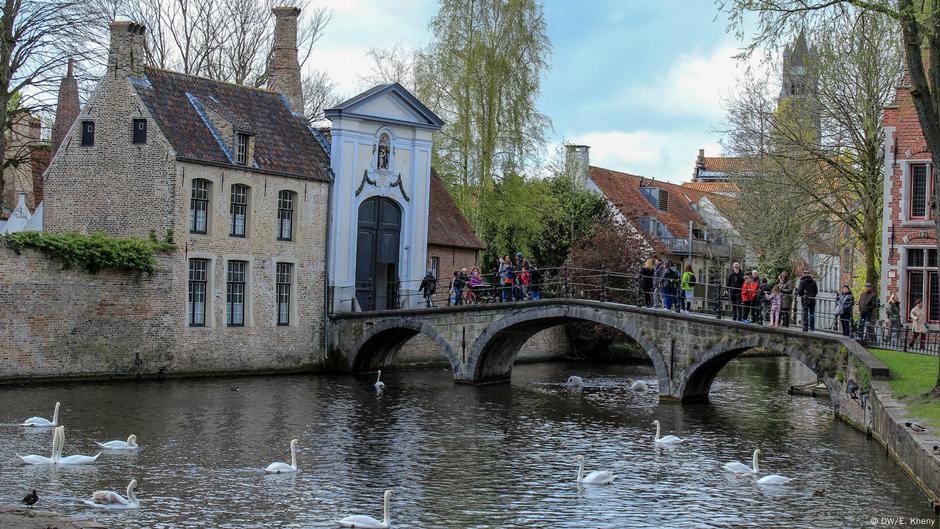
[
  {"x1": 235, "y1": 132, "x2": 249, "y2": 165},
  {"x1": 377, "y1": 133, "x2": 390, "y2": 170},
  {"x1": 640, "y1": 187, "x2": 669, "y2": 211}
]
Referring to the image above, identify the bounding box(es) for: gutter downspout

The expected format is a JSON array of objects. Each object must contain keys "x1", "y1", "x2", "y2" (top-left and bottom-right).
[{"x1": 322, "y1": 169, "x2": 334, "y2": 369}]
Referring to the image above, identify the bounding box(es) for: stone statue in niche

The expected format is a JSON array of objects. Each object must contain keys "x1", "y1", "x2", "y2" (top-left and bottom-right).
[{"x1": 377, "y1": 133, "x2": 390, "y2": 170}]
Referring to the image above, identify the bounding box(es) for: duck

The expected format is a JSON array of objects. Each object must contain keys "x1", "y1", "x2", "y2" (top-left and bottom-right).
[
  {"x1": 21, "y1": 489, "x2": 38, "y2": 508},
  {"x1": 56, "y1": 426, "x2": 100, "y2": 465},
  {"x1": 652, "y1": 420, "x2": 685, "y2": 445},
  {"x1": 813, "y1": 488, "x2": 827, "y2": 496},
  {"x1": 566, "y1": 376, "x2": 584, "y2": 388},
  {"x1": 17, "y1": 427, "x2": 60, "y2": 465},
  {"x1": 22, "y1": 402, "x2": 60, "y2": 427},
  {"x1": 265, "y1": 439, "x2": 299, "y2": 473},
  {"x1": 338, "y1": 489, "x2": 392, "y2": 528},
  {"x1": 96, "y1": 434, "x2": 139, "y2": 450},
  {"x1": 626, "y1": 378, "x2": 648, "y2": 391},
  {"x1": 83, "y1": 479, "x2": 139, "y2": 509},
  {"x1": 575, "y1": 455, "x2": 616, "y2": 486},
  {"x1": 906, "y1": 421, "x2": 927, "y2": 433},
  {"x1": 724, "y1": 449, "x2": 760, "y2": 474},
  {"x1": 374, "y1": 370, "x2": 385, "y2": 390}
]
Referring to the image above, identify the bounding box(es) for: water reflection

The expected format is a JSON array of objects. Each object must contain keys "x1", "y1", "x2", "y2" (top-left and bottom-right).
[{"x1": 0, "y1": 357, "x2": 934, "y2": 528}]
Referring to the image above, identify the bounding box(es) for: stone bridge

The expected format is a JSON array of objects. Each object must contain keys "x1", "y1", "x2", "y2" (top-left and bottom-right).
[{"x1": 329, "y1": 299, "x2": 888, "y2": 409}]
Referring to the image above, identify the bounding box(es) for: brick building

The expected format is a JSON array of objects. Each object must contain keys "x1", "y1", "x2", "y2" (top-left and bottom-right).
[
  {"x1": 426, "y1": 168, "x2": 485, "y2": 289},
  {"x1": 880, "y1": 59, "x2": 937, "y2": 326}
]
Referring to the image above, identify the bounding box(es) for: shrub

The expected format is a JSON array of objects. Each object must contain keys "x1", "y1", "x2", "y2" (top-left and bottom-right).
[{"x1": 2, "y1": 231, "x2": 176, "y2": 274}]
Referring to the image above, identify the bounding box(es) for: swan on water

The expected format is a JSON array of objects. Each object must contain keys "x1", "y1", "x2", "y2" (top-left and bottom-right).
[
  {"x1": 96, "y1": 434, "x2": 139, "y2": 450},
  {"x1": 22, "y1": 402, "x2": 60, "y2": 427},
  {"x1": 265, "y1": 439, "x2": 299, "y2": 473},
  {"x1": 724, "y1": 449, "x2": 760, "y2": 474},
  {"x1": 17, "y1": 427, "x2": 61, "y2": 465},
  {"x1": 55, "y1": 426, "x2": 100, "y2": 465},
  {"x1": 652, "y1": 420, "x2": 685, "y2": 445},
  {"x1": 338, "y1": 489, "x2": 392, "y2": 528},
  {"x1": 566, "y1": 376, "x2": 583, "y2": 388},
  {"x1": 374, "y1": 370, "x2": 385, "y2": 389},
  {"x1": 757, "y1": 473, "x2": 793, "y2": 485},
  {"x1": 575, "y1": 455, "x2": 615, "y2": 486},
  {"x1": 83, "y1": 479, "x2": 140, "y2": 509},
  {"x1": 626, "y1": 378, "x2": 648, "y2": 391}
]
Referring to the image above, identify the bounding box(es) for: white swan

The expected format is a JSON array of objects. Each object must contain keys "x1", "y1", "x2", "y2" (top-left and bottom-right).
[
  {"x1": 96, "y1": 434, "x2": 139, "y2": 450},
  {"x1": 55, "y1": 426, "x2": 100, "y2": 465},
  {"x1": 374, "y1": 370, "x2": 385, "y2": 389},
  {"x1": 757, "y1": 473, "x2": 794, "y2": 485},
  {"x1": 22, "y1": 402, "x2": 60, "y2": 427},
  {"x1": 724, "y1": 449, "x2": 760, "y2": 474},
  {"x1": 338, "y1": 489, "x2": 392, "y2": 528},
  {"x1": 626, "y1": 378, "x2": 648, "y2": 391},
  {"x1": 17, "y1": 427, "x2": 61, "y2": 465},
  {"x1": 265, "y1": 438, "x2": 299, "y2": 473},
  {"x1": 575, "y1": 455, "x2": 615, "y2": 485},
  {"x1": 83, "y1": 479, "x2": 139, "y2": 509},
  {"x1": 566, "y1": 375, "x2": 583, "y2": 388},
  {"x1": 652, "y1": 420, "x2": 685, "y2": 445}
]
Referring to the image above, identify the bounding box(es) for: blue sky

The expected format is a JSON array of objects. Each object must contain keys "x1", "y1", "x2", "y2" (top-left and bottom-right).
[{"x1": 310, "y1": 0, "x2": 753, "y2": 183}]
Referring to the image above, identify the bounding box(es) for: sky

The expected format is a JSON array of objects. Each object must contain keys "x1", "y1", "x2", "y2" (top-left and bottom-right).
[{"x1": 308, "y1": 0, "x2": 757, "y2": 184}]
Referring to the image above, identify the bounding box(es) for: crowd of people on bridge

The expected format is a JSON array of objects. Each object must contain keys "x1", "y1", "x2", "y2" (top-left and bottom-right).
[{"x1": 419, "y1": 252, "x2": 543, "y2": 308}]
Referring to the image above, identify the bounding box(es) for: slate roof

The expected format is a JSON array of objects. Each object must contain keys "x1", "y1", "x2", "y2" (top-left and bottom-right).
[
  {"x1": 134, "y1": 68, "x2": 331, "y2": 182},
  {"x1": 589, "y1": 166, "x2": 706, "y2": 240},
  {"x1": 427, "y1": 168, "x2": 486, "y2": 250}
]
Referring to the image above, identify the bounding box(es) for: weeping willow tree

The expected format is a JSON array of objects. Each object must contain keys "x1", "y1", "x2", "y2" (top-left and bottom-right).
[{"x1": 416, "y1": 0, "x2": 552, "y2": 230}]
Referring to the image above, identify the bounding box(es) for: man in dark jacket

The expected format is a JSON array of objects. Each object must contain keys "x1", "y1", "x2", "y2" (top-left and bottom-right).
[
  {"x1": 778, "y1": 271, "x2": 793, "y2": 327},
  {"x1": 857, "y1": 282, "x2": 878, "y2": 340},
  {"x1": 419, "y1": 271, "x2": 437, "y2": 308},
  {"x1": 726, "y1": 262, "x2": 745, "y2": 321},
  {"x1": 796, "y1": 270, "x2": 819, "y2": 332}
]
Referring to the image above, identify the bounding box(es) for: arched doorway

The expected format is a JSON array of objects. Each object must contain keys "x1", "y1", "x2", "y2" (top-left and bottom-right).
[{"x1": 356, "y1": 197, "x2": 402, "y2": 311}]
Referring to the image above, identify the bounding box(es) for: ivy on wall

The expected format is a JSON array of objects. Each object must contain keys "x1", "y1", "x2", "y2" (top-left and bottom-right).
[{"x1": 1, "y1": 230, "x2": 176, "y2": 274}]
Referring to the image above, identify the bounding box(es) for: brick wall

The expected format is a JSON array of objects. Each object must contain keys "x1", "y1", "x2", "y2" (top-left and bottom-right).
[
  {"x1": 427, "y1": 244, "x2": 479, "y2": 305},
  {"x1": 395, "y1": 326, "x2": 570, "y2": 367}
]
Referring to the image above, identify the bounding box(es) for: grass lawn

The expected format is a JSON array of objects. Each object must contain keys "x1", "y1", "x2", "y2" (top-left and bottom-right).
[{"x1": 869, "y1": 348, "x2": 940, "y2": 431}]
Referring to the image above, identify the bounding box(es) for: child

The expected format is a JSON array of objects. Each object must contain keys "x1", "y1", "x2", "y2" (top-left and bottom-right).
[{"x1": 769, "y1": 284, "x2": 782, "y2": 327}]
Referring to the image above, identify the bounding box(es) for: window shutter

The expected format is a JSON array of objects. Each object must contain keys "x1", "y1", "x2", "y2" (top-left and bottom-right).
[{"x1": 658, "y1": 189, "x2": 669, "y2": 211}]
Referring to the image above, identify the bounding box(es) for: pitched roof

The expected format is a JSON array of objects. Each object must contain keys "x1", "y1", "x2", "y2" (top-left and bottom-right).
[
  {"x1": 325, "y1": 82, "x2": 444, "y2": 130},
  {"x1": 701, "y1": 156, "x2": 756, "y2": 175},
  {"x1": 589, "y1": 166, "x2": 705, "y2": 240},
  {"x1": 681, "y1": 181, "x2": 740, "y2": 194},
  {"x1": 427, "y1": 168, "x2": 486, "y2": 250},
  {"x1": 133, "y1": 68, "x2": 331, "y2": 181}
]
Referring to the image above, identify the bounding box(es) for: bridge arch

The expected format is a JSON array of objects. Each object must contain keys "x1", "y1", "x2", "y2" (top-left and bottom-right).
[
  {"x1": 679, "y1": 334, "x2": 840, "y2": 409},
  {"x1": 346, "y1": 317, "x2": 460, "y2": 374},
  {"x1": 464, "y1": 305, "x2": 670, "y2": 392}
]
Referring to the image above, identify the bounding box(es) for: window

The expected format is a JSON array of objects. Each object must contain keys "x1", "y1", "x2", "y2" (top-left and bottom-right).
[
  {"x1": 188, "y1": 259, "x2": 208, "y2": 327},
  {"x1": 235, "y1": 133, "x2": 249, "y2": 165},
  {"x1": 80, "y1": 121, "x2": 95, "y2": 146},
  {"x1": 189, "y1": 179, "x2": 210, "y2": 234},
  {"x1": 907, "y1": 248, "x2": 939, "y2": 323},
  {"x1": 909, "y1": 163, "x2": 932, "y2": 219},
  {"x1": 230, "y1": 184, "x2": 249, "y2": 237},
  {"x1": 277, "y1": 190, "x2": 295, "y2": 241},
  {"x1": 226, "y1": 260, "x2": 247, "y2": 326},
  {"x1": 430, "y1": 256, "x2": 440, "y2": 278},
  {"x1": 276, "y1": 262, "x2": 292, "y2": 326},
  {"x1": 640, "y1": 187, "x2": 669, "y2": 211},
  {"x1": 377, "y1": 132, "x2": 390, "y2": 169},
  {"x1": 133, "y1": 119, "x2": 147, "y2": 144},
  {"x1": 638, "y1": 216, "x2": 672, "y2": 239}
]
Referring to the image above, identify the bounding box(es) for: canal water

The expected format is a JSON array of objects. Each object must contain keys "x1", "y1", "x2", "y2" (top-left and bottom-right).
[{"x1": 0, "y1": 357, "x2": 935, "y2": 528}]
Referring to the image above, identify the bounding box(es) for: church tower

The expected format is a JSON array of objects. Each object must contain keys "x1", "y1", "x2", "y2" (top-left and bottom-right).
[{"x1": 776, "y1": 33, "x2": 820, "y2": 145}]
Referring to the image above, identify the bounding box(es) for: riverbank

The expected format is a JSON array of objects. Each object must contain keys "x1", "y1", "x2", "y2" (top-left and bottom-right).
[
  {"x1": 0, "y1": 505, "x2": 103, "y2": 529},
  {"x1": 870, "y1": 348, "x2": 940, "y2": 430}
]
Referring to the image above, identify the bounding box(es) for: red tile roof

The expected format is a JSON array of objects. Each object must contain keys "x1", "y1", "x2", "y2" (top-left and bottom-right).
[
  {"x1": 428, "y1": 168, "x2": 486, "y2": 250},
  {"x1": 589, "y1": 166, "x2": 706, "y2": 241},
  {"x1": 701, "y1": 156, "x2": 756, "y2": 174},
  {"x1": 681, "y1": 181, "x2": 739, "y2": 194}
]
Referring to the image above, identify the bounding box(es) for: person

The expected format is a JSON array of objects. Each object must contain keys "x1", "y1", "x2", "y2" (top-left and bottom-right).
[
  {"x1": 466, "y1": 267, "x2": 482, "y2": 304},
  {"x1": 529, "y1": 263, "x2": 542, "y2": 301},
  {"x1": 662, "y1": 260, "x2": 679, "y2": 311},
  {"x1": 449, "y1": 270, "x2": 467, "y2": 306},
  {"x1": 741, "y1": 275, "x2": 758, "y2": 323},
  {"x1": 835, "y1": 285, "x2": 855, "y2": 337},
  {"x1": 768, "y1": 284, "x2": 782, "y2": 327},
  {"x1": 886, "y1": 292, "x2": 902, "y2": 337},
  {"x1": 653, "y1": 258, "x2": 666, "y2": 309},
  {"x1": 419, "y1": 270, "x2": 437, "y2": 308},
  {"x1": 498, "y1": 255, "x2": 514, "y2": 302},
  {"x1": 680, "y1": 264, "x2": 696, "y2": 313},
  {"x1": 758, "y1": 276, "x2": 771, "y2": 325},
  {"x1": 857, "y1": 282, "x2": 878, "y2": 340},
  {"x1": 908, "y1": 298, "x2": 927, "y2": 350},
  {"x1": 640, "y1": 259, "x2": 655, "y2": 307},
  {"x1": 778, "y1": 271, "x2": 793, "y2": 327},
  {"x1": 796, "y1": 270, "x2": 818, "y2": 332},
  {"x1": 514, "y1": 252, "x2": 529, "y2": 300},
  {"x1": 726, "y1": 262, "x2": 745, "y2": 321}
]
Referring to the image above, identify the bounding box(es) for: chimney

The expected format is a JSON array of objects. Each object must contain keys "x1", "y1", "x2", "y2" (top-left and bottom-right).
[
  {"x1": 107, "y1": 18, "x2": 146, "y2": 78},
  {"x1": 268, "y1": 6, "x2": 304, "y2": 114},
  {"x1": 51, "y1": 59, "x2": 80, "y2": 156},
  {"x1": 565, "y1": 144, "x2": 590, "y2": 187},
  {"x1": 693, "y1": 148, "x2": 705, "y2": 180}
]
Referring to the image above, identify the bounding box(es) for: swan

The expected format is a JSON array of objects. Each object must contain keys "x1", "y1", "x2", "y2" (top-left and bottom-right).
[
  {"x1": 55, "y1": 426, "x2": 100, "y2": 465},
  {"x1": 83, "y1": 479, "x2": 139, "y2": 509},
  {"x1": 575, "y1": 455, "x2": 615, "y2": 485},
  {"x1": 265, "y1": 438, "x2": 299, "y2": 473},
  {"x1": 626, "y1": 378, "x2": 648, "y2": 391},
  {"x1": 338, "y1": 489, "x2": 392, "y2": 528},
  {"x1": 724, "y1": 449, "x2": 760, "y2": 474},
  {"x1": 652, "y1": 420, "x2": 685, "y2": 445},
  {"x1": 757, "y1": 473, "x2": 793, "y2": 485},
  {"x1": 96, "y1": 434, "x2": 139, "y2": 450},
  {"x1": 374, "y1": 370, "x2": 385, "y2": 389},
  {"x1": 17, "y1": 427, "x2": 61, "y2": 465},
  {"x1": 22, "y1": 402, "x2": 60, "y2": 427},
  {"x1": 566, "y1": 375, "x2": 583, "y2": 388}
]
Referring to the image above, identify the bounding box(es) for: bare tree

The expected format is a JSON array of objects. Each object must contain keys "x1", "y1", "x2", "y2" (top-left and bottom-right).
[
  {"x1": 360, "y1": 45, "x2": 418, "y2": 92},
  {"x1": 302, "y1": 69, "x2": 338, "y2": 124}
]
